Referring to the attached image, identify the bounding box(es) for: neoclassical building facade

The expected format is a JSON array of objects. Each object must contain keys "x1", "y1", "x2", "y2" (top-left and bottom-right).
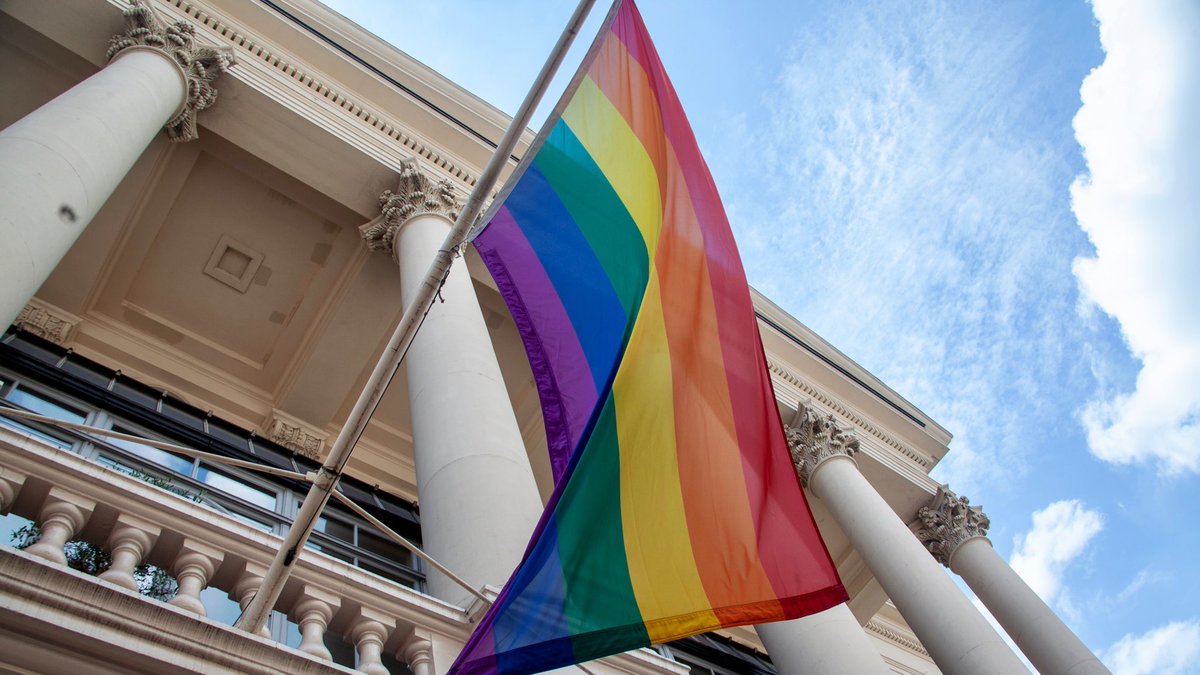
[{"x1": 0, "y1": 1, "x2": 1106, "y2": 674}]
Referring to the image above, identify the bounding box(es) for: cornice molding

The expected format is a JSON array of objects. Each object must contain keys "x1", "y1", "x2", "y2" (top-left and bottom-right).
[
  {"x1": 147, "y1": 0, "x2": 482, "y2": 190},
  {"x1": 766, "y1": 357, "x2": 932, "y2": 470},
  {"x1": 865, "y1": 619, "x2": 931, "y2": 658}
]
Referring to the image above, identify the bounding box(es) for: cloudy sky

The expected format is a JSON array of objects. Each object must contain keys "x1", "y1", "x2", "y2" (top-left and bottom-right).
[{"x1": 322, "y1": 0, "x2": 1199, "y2": 671}]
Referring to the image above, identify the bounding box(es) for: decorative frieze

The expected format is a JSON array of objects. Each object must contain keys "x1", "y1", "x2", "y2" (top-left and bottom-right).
[
  {"x1": 14, "y1": 300, "x2": 79, "y2": 345},
  {"x1": 865, "y1": 619, "x2": 931, "y2": 658},
  {"x1": 784, "y1": 401, "x2": 861, "y2": 487},
  {"x1": 360, "y1": 163, "x2": 462, "y2": 258},
  {"x1": 263, "y1": 410, "x2": 326, "y2": 460},
  {"x1": 106, "y1": 0, "x2": 234, "y2": 142},
  {"x1": 915, "y1": 484, "x2": 991, "y2": 567},
  {"x1": 766, "y1": 357, "x2": 932, "y2": 469},
  {"x1": 157, "y1": 0, "x2": 480, "y2": 188}
]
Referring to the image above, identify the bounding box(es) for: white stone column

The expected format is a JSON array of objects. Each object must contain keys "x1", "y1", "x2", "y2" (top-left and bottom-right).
[
  {"x1": 787, "y1": 404, "x2": 1028, "y2": 675},
  {"x1": 918, "y1": 486, "x2": 1111, "y2": 675},
  {"x1": 360, "y1": 164, "x2": 543, "y2": 606},
  {"x1": 0, "y1": 0, "x2": 231, "y2": 327},
  {"x1": 757, "y1": 603, "x2": 889, "y2": 674}
]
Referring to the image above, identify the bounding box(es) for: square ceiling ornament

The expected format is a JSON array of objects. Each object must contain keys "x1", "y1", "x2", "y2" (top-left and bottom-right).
[{"x1": 203, "y1": 233, "x2": 264, "y2": 293}]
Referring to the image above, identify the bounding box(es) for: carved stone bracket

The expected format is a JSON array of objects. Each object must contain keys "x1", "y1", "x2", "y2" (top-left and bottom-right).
[
  {"x1": 263, "y1": 410, "x2": 326, "y2": 461},
  {"x1": 915, "y1": 484, "x2": 991, "y2": 567},
  {"x1": 14, "y1": 299, "x2": 80, "y2": 346},
  {"x1": 106, "y1": 0, "x2": 235, "y2": 142},
  {"x1": 359, "y1": 163, "x2": 461, "y2": 258},
  {"x1": 784, "y1": 400, "x2": 860, "y2": 487}
]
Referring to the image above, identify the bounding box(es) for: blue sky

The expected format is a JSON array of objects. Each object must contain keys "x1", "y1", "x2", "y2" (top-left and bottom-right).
[{"x1": 322, "y1": 1, "x2": 1199, "y2": 671}]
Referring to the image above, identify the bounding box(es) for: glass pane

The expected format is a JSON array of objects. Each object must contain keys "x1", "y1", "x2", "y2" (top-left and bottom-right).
[
  {"x1": 107, "y1": 428, "x2": 194, "y2": 475},
  {"x1": 285, "y1": 617, "x2": 303, "y2": 650},
  {"x1": 2, "y1": 387, "x2": 85, "y2": 449},
  {"x1": 381, "y1": 651, "x2": 414, "y2": 675},
  {"x1": 314, "y1": 515, "x2": 354, "y2": 544},
  {"x1": 200, "y1": 585, "x2": 241, "y2": 626},
  {"x1": 304, "y1": 538, "x2": 355, "y2": 564},
  {"x1": 324, "y1": 630, "x2": 357, "y2": 668},
  {"x1": 7, "y1": 387, "x2": 86, "y2": 423},
  {"x1": 358, "y1": 560, "x2": 418, "y2": 589},
  {"x1": 0, "y1": 512, "x2": 35, "y2": 551},
  {"x1": 358, "y1": 529, "x2": 413, "y2": 568},
  {"x1": 195, "y1": 464, "x2": 277, "y2": 511}
]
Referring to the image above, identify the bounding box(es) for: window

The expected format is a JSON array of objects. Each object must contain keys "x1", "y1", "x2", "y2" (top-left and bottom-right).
[{"x1": 1, "y1": 383, "x2": 87, "y2": 449}]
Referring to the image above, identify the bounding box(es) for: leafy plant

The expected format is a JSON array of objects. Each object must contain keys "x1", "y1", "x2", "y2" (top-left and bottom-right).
[{"x1": 8, "y1": 469, "x2": 206, "y2": 601}]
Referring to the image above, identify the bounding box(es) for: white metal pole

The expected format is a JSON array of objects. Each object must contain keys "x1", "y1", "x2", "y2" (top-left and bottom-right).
[{"x1": 235, "y1": 0, "x2": 600, "y2": 634}]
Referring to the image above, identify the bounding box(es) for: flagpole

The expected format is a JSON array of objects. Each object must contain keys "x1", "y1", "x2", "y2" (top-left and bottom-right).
[{"x1": 235, "y1": 0, "x2": 600, "y2": 635}]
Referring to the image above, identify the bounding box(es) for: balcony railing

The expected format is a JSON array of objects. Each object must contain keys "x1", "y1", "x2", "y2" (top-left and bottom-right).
[{"x1": 0, "y1": 424, "x2": 686, "y2": 675}]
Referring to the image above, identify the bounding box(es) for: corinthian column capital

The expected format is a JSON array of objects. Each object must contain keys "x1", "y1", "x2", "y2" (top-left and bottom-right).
[
  {"x1": 106, "y1": 0, "x2": 235, "y2": 142},
  {"x1": 360, "y1": 163, "x2": 461, "y2": 258},
  {"x1": 784, "y1": 401, "x2": 860, "y2": 487},
  {"x1": 916, "y1": 484, "x2": 991, "y2": 567}
]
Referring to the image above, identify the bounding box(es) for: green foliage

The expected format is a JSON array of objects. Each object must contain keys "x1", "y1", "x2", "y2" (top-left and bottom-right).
[
  {"x1": 8, "y1": 469, "x2": 205, "y2": 602},
  {"x1": 11, "y1": 523, "x2": 179, "y2": 601}
]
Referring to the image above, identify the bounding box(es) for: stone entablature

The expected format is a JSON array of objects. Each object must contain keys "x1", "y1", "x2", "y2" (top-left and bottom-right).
[
  {"x1": 766, "y1": 356, "x2": 933, "y2": 471},
  {"x1": 915, "y1": 484, "x2": 991, "y2": 567},
  {"x1": 138, "y1": 0, "x2": 489, "y2": 190},
  {"x1": 107, "y1": 0, "x2": 234, "y2": 142}
]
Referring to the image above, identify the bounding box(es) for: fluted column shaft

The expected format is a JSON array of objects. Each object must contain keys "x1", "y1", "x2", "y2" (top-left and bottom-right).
[
  {"x1": 364, "y1": 165, "x2": 543, "y2": 606},
  {"x1": 953, "y1": 538, "x2": 1109, "y2": 674},
  {"x1": 809, "y1": 456, "x2": 1026, "y2": 674}
]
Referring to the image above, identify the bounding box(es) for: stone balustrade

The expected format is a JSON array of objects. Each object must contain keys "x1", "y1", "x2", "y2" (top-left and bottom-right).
[
  {"x1": 0, "y1": 425, "x2": 682, "y2": 675},
  {"x1": 0, "y1": 425, "x2": 461, "y2": 673}
]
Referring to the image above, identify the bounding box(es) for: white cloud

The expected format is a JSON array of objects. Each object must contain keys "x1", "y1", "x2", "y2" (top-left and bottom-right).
[
  {"x1": 1009, "y1": 500, "x2": 1104, "y2": 607},
  {"x1": 719, "y1": 2, "x2": 1100, "y2": 495},
  {"x1": 1103, "y1": 620, "x2": 1200, "y2": 675},
  {"x1": 1071, "y1": 0, "x2": 1200, "y2": 474}
]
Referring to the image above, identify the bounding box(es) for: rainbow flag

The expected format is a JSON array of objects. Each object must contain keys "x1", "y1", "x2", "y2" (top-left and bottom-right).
[{"x1": 451, "y1": 1, "x2": 845, "y2": 672}]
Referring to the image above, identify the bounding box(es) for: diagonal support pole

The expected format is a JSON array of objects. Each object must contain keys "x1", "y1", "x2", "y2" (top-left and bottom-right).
[{"x1": 234, "y1": 0, "x2": 599, "y2": 634}]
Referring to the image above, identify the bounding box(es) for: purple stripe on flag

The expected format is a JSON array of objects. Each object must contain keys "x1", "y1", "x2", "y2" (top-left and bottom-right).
[{"x1": 475, "y1": 206, "x2": 598, "y2": 480}]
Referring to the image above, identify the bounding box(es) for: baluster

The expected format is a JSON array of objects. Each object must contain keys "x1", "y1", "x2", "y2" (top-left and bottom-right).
[
  {"x1": 24, "y1": 489, "x2": 93, "y2": 565},
  {"x1": 291, "y1": 584, "x2": 340, "y2": 660},
  {"x1": 401, "y1": 634, "x2": 435, "y2": 675},
  {"x1": 168, "y1": 540, "x2": 223, "y2": 616},
  {"x1": 233, "y1": 564, "x2": 272, "y2": 639},
  {"x1": 0, "y1": 469, "x2": 25, "y2": 513},
  {"x1": 97, "y1": 515, "x2": 160, "y2": 591},
  {"x1": 350, "y1": 611, "x2": 394, "y2": 675}
]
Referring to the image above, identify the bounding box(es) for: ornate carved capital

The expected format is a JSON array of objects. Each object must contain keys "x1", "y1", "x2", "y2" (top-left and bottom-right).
[
  {"x1": 15, "y1": 299, "x2": 80, "y2": 345},
  {"x1": 360, "y1": 163, "x2": 461, "y2": 257},
  {"x1": 106, "y1": 0, "x2": 234, "y2": 142},
  {"x1": 784, "y1": 401, "x2": 860, "y2": 487},
  {"x1": 915, "y1": 484, "x2": 990, "y2": 567},
  {"x1": 264, "y1": 410, "x2": 326, "y2": 461}
]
